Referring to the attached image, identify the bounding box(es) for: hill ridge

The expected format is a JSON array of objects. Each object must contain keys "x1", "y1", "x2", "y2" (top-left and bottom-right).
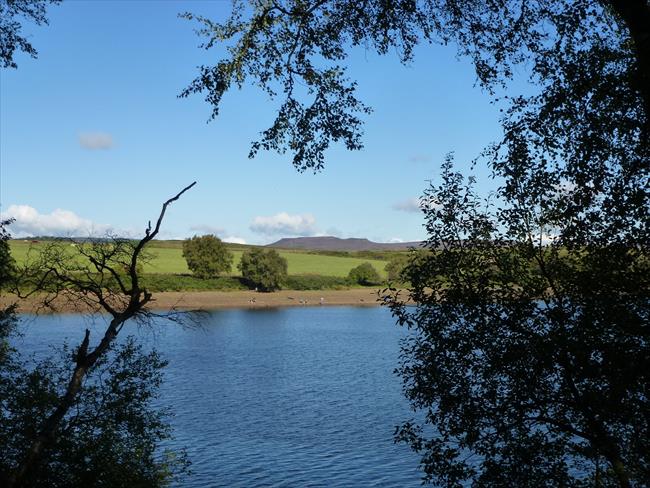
[{"x1": 267, "y1": 236, "x2": 422, "y2": 251}]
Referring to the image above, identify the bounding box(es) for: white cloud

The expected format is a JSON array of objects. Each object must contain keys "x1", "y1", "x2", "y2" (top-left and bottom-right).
[
  {"x1": 1, "y1": 205, "x2": 110, "y2": 237},
  {"x1": 223, "y1": 236, "x2": 247, "y2": 245},
  {"x1": 250, "y1": 212, "x2": 317, "y2": 236},
  {"x1": 79, "y1": 132, "x2": 113, "y2": 150},
  {"x1": 388, "y1": 237, "x2": 404, "y2": 243}
]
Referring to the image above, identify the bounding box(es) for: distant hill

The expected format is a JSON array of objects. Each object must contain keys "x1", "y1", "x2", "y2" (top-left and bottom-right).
[{"x1": 268, "y1": 236, "x2": 423, "y2": 251}]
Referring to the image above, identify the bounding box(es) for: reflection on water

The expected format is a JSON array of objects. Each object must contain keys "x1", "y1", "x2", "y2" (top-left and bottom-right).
[{"x1": 18, "y1": 307, "x2": 422, "y2": 487}]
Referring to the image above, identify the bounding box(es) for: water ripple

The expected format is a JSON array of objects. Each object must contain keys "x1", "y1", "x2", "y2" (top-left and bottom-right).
[{"x1": 19, "y1": 307, "x2": 422, "y2": 487}]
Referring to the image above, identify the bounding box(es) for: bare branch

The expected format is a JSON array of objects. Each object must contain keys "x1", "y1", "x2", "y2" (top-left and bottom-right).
[
  {"x1": 7, "y1": 183, "x2": 195, "y2": 487},
  {"x1": 129, "y1": 182, "x2": 196, "y2": 291}
]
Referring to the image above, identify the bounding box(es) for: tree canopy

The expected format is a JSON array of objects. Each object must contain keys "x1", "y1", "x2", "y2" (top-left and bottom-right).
[
  {"x1": 181, "y1": 0, "x2": 649, "y2": 172},
  {"x1": 0, "y1": 219, "x2": 17, "y2": 366},
  {"x1": 385, "y1": 155, "x2": 649, "y2": 486},
  {"x1": 238, "y1": 248, "x2": 288, "y2": 292},
  {"x1": 0, "y1": 337, "x2": 190, "y2": 487},
  {"x1": 182, "y1": 234, "x2": 234, "y2": 279},
  {"x1": 0, "y1": 219, "x2": 16, "y2": 287},
  {"x1": 347, "y1": 262, "x2": 381, "y2": 286}
]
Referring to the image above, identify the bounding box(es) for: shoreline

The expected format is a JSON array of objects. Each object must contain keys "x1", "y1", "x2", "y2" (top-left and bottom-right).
[{"x1": 0, "y1": 289, "x2": 401, "y2": 314}]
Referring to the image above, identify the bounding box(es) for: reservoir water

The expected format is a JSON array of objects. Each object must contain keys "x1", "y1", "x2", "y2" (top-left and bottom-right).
[{"x1": 15, "y1": 307, "x2": 423, "y2": 487}]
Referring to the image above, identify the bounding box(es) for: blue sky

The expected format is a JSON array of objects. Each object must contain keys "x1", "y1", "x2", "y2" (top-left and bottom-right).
[{"x1": 1, "y1": 0, "x2": 504, "y2": 244}]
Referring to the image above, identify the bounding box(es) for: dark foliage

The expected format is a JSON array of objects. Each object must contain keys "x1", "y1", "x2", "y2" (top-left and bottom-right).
[
  {"x1": 0, "y1": 219, "x2": 17, "y2": 364},
  {"x1": 141, "y1": 273, "x2": 247, "y2": 292},
  {"x1": 307, "y1": 250, "x2": 352, "y2": 258},
  {"x1": 384, "y1": 156, "x2": 649, "y2": 486},
  {"x1": 0, "y1": 337, "x2": 190, "y2": 487},
  {"x1": 0, "y1": 0, "x2": 61, "y2": 69},
  {"x1": 284, "y1": 274, "x2": 349, "y2": 290},
  {"x1": 347, "y1": 262, "x2": 382, "y2": 286},
  {"x1": 238, "y1": 248, "x2": 288, "y2": 292},
  {"x1": 384, "y1": 254, "x2": 410, "y2": 283},
  {"x1": 0, "y1": 219, "x2": 16, "y2": 288},
  {"x1": 181, "y1": 1, "x2": 649, "y2": 172},
  {"x1": 1, "y1": 223, "x2": 188, "y2": 486},
  {"x1": 2, "y1": 184, "x2": 196, "y2": 487}
]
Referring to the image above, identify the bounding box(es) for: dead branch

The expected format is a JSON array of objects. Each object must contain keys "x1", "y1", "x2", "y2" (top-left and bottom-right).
[{"x1": 5, "y1": 182, "x2": 196, "y2": 487}]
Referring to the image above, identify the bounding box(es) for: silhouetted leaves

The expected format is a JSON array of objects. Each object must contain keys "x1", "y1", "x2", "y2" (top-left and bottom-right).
[
  {"x1": 0, "y1": 0, "x2": 61, "y2": 69},
  {"x1": 182, "y1": 1, "x2": 648, "y2": 172},
  {"x1": 385, "y1": 152, "x2": 648, "y2": 486}
]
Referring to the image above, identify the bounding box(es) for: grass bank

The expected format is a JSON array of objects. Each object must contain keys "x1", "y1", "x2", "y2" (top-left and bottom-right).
[{"x1": 8, "y1": 239, "x2": 403, "y2": 292}]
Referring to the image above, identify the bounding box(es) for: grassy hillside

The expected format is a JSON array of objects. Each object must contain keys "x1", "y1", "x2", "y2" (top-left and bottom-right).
[{"x1": 8, "y1": 239, "x2": 392, "y2": 279}]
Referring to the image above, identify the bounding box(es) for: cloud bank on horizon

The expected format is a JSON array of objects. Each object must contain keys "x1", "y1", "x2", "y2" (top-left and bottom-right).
[
  {"x1": 1, "y1": 204, "x2": 111, "y2": 237},
  {"x1": 222, "y1": 236, "x2": 247, "y2": 244},
  {"x1": 1, "y1": 204, "x2": 408, "y2": 245}
]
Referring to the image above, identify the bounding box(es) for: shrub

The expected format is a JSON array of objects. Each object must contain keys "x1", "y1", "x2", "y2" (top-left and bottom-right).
[
  {"x1": 347, "y1": 262, "x2": 381, "y2": 285},
  {"x1": 140, "y1": 274, "x2": 247, "y2": 292},
  {"x1": 307, "y1": 250, "x2": 351, "y2": 258},
  {"x1": 0, "y1": 219, "x2": 15, "y2": 289},
  {"x1": 238, "y1": 248, "x2": 288, "y2": 292},
  {"x1": 355, "y1": 250, "x2": 394, "y2": 260},
  {"x1": 284, "y1": 274, "x2": 349, "y2": 290},
  {"x1": 182, "y1": 235, "x2": 233, "y2": 279},
  {"x1": 0, "y1": 337, "x2": 190, "y2": 487}
]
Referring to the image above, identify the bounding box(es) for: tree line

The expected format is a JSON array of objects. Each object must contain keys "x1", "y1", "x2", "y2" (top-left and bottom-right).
[
  {"x1": 182, "y1": 233, "x2": 395, "y2": 289},
  {"x1": 182, "y1": 234, "x2": 288, "y2": 291}
]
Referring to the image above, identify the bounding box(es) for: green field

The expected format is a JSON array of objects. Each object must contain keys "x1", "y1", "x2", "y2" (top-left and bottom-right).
[{"x1": 8, "y1": 240, "x2": 390, "y2": 279}]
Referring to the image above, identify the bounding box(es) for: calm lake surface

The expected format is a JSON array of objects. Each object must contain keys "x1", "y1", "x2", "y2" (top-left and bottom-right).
[{"x1": 16, "y1": 307, "x2": 423, "y2": 487}]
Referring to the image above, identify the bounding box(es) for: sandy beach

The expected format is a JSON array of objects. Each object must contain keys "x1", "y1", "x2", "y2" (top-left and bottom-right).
[{"x1": 0, "y1": 289, "x2": 403, "y2": 314}]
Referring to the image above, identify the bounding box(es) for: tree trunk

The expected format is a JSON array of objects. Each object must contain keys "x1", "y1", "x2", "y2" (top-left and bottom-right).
[
  {"x1": 7, "y1": 323, "x2": 119, "y2": 487},
  {"x1": 607, "y1": 0, "x2": 650, "y2": 124}
]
